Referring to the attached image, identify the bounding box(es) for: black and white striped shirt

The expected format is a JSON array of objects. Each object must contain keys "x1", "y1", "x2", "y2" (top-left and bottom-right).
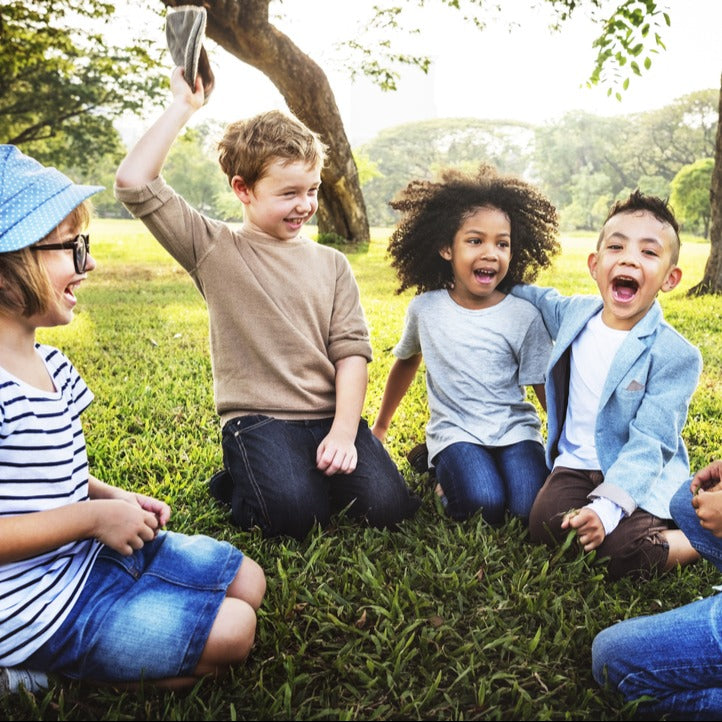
[{"x1": 0, "y1": 344, "x2": 101, "y2": 665}]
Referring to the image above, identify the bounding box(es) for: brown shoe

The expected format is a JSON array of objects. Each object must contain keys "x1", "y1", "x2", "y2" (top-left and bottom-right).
[{"x1": 407, "y1": 442, "x2": 429, "y2": 475}]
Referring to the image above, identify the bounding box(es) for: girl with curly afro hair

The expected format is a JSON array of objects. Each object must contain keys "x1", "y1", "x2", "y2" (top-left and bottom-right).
[{"x1": 372, "y1": 165, "x2": 560, "y2": 525}]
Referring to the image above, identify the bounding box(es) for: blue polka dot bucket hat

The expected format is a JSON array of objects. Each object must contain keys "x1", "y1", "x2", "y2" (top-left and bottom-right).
[{"x1": 0, "y1": 145, "x2": 104, "y2": 253}]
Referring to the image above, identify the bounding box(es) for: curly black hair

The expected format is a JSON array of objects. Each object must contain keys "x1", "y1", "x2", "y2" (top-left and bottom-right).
[{"x1": 387, "y1": 165, "x2": 560, "y2": 295}]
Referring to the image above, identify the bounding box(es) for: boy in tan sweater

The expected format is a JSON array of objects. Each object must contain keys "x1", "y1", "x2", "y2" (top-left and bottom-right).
[{"x1": 115, "y1": 67, "x2": 420, "y2": 539}]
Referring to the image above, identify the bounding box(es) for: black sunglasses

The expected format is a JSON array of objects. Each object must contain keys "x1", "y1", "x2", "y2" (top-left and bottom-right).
[{"x1": 30, "y1": 234, "x2": 90, "y2": 274}]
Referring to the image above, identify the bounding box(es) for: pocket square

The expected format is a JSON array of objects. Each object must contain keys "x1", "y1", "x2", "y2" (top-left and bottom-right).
[{"x1": 626, "y1": 380, "x2": 644, "y2": 391}]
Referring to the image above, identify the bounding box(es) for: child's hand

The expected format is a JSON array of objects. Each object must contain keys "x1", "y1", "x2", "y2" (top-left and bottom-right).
[
  {"x1": 692, "y1": 482, "x2": 722, "y2": 538},
  {"x1": 316, "y1": 431, "x2": 358, "y2": 476},
  {"x1": 109, "y1": 488, "x2": 171, "y2": 530},
  {"x1": 92, "y1": 499, "x2": 160, "y2": 556},
  {"x1": 170, "y1": 66, "x2": 205, "y2": 111},
  {"x1": 562, "y1": 506, "x2": 605, "y2": 551},
  {"x1": 691, "y1": 460, "x2": 722, "y2": 495},
  {"x1": 130, "y1": 492, "x2": 172, "y2": 530}
]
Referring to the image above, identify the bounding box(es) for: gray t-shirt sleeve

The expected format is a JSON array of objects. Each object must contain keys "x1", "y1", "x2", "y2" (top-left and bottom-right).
[
  {"x1": 517, "y1": 310, "x2": 552, "y2": 386},
  {"x1": 393, "y1": 297, "x2": 422, "y2": 359}
]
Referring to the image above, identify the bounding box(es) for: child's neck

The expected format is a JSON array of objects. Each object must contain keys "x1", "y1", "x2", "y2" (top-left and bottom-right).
[
  {"x1": 447, "y1": 287, "x2": 505, "y2": 311},
  {"x1": 0, "y1": 320, "x2": 54, "y2": 392}
]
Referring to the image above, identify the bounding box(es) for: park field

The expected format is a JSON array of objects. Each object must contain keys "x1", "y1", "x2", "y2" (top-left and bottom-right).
[{"x1": 4, "y1": 219, "x2": 722, "y2": 721}]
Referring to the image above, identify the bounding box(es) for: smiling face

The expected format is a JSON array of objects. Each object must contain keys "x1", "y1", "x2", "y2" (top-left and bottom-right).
[
  {"x1": 232, "y1": 158, "x2": 322, "y2": 241},
  {"x1": 439, "y1": 206, "x2": 511, "y2": 310},
  {"x1": 589, "y1": 209, "x2": 681, "y2": 330},
  {"x1": 29, "y1": 218, "x2": 96, "y2": 328}
]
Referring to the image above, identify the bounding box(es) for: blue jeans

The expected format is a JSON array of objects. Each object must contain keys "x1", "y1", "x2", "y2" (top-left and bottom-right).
[
  {"x1": 591, "y1": 479, "x2": 722, "y2": 719},
  {"x1": 433, "y1": 440, "x2": 548, "y2": 524},
  {"x1": 592, "y1": 592, "x2": 722, "y2": 719},
  {"x1": 671, "y1": 479, "x2": 722, "y2": 572},
  {"x1": 221, "y1": 415, "x2": 421, "y2": 539}
]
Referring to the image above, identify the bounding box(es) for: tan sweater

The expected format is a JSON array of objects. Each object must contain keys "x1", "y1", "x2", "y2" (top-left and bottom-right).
[{"x1": 115, "y1": 177, "x2": 372, "y2": 425}]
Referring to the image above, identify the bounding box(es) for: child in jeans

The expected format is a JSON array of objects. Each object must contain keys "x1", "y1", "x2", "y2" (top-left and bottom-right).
[
  {"x1": 115, "y1": 67, "x2": 420, "y2": 540},
  {"x1": 0, "y1": 145, "x2": 265, "y2": 693},
  {"x1": 372, "y1": 166, "x2": 559, "y2": 523},
  {"x1": 513, "y1": 190, "x2": 702, "y2": 579},
  {"x1": 592, "y1": 462, "x2": 722, "y2": 718}
]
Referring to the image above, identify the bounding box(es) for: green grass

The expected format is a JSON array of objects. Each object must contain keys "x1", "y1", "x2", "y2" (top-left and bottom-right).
[{"x1": 3, "y1": 220, "x2": 721, "y2": 720}]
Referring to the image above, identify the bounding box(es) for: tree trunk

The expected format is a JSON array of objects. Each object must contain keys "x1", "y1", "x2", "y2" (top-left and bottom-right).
[
  {"x1": 688, "y1": 72, "x2": 722, "y2": 295},
  {"x1": 161, "y1": 0, "x2": 370, "y2": 244}
]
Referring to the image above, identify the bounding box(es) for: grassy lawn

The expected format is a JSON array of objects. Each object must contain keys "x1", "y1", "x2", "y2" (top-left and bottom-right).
[{"x1": 3, "y1": 219, "x2": 721, "y2": 721}]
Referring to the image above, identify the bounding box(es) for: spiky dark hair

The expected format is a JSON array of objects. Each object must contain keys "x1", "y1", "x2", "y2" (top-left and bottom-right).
[
  {"x1": 387, "y1": 165, "x2": 560, "y2": 295},
  {"x1": 600, "y1": 189, "x2": 681, "y2": 264}
]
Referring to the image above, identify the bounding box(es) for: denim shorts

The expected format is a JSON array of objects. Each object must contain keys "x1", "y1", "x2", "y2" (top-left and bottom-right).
[{"x1": 25, "y1": 531, "x2": 244, "y2": 682}]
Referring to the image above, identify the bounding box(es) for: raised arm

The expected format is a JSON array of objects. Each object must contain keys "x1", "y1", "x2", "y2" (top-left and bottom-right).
[
  {"x1": 115, "y1": 67, "x2": 205, "y2": 188},
  {"x1": 371, "y1": 354, "x2": 423, "y2": 442}
]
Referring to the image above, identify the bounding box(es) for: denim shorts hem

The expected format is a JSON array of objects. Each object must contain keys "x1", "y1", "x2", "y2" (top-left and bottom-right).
[{"x1": 25, "y1": 531, "x2": 243, "y2": 682}]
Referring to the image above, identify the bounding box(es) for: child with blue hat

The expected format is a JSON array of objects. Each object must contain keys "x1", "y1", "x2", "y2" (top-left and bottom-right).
[
  {"x1": 0, "y1": 145, "x2": 104, "y2": 253},
  {"x1": 0, "y1": 146, "x2": 266, "y2": 695}
]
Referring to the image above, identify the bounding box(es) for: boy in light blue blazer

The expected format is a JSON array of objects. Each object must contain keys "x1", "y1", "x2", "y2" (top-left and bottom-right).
[{"x1": 513, "y1": 190, "x2": 702, "y2": 579}]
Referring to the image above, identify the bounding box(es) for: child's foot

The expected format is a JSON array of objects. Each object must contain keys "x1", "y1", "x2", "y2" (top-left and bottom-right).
[
  {"x1": 406, "y1": 442, "x2": 429, "y2": 475},
  {"x1": 207, "y1": 468, "x2": 233, "y2": 505},
  {"x1": 0, "y1": 667, "x2": 48, "y2": 696}
]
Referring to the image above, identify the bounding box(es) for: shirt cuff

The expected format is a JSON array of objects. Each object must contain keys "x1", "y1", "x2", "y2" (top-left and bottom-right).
[{"x1": 586, "y1": 496, "x2": 625, "y2": 536}]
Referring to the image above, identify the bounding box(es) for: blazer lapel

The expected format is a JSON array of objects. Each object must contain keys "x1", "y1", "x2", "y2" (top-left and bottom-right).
[
  {"x1": 598, "y1": 301, "x2": 662, "y2": 407},
  {"x1": 550, "y1": 298, "x2": 603, "y2": 367}
]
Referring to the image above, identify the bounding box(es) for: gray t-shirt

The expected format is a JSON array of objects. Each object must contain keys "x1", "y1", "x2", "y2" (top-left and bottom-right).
[{"x1": 394, "y1": 290, "x2": 552, "y2": 464}]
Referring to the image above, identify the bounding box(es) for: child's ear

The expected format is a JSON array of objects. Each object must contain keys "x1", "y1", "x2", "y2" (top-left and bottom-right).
[
  {"x1": 587, "y1": 251, "x2": 598, "y2": 279},
  {"x1": 661, "y1": 265, "x2": 682, "y2": 293},
  {"x1": 439, "y1": 246, "x2": 452, "y2": 261},
  {"x1": 231, "y1": 175, "x2": 252, "y2": 204}
]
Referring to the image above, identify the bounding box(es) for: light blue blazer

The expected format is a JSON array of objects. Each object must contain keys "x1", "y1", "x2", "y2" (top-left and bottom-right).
[{"x1": 512, "y1": 285, "x2": 703, "y2": 519}]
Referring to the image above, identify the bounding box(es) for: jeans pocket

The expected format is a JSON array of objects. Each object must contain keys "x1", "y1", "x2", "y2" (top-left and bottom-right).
[
  {"x1": 221, "y1": 416, "x2": 276, "y2": 532},
  {"x1": 225, "y1": 414, "x2": 274, "y2": 437}
]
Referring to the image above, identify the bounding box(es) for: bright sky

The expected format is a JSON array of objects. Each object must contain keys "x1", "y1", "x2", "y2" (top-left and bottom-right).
[{"x1": 125, "y1": 0, "x2": 722, "y2": 147}]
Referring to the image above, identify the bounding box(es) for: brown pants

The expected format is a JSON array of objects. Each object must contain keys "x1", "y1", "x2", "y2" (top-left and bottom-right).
[{"x1": 529, "y1": 466, "x2": 670, "y2": 580}]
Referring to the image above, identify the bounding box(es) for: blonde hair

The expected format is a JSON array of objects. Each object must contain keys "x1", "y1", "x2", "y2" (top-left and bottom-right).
[
  {"x1": 217, "y1": 110, "x2": 327, "y2": 188},
  {"x1": 0, "y1": 202, "x2": 91, "y2": 317}
]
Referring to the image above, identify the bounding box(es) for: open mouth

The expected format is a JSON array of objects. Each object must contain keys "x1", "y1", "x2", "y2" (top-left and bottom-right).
[
  {"x1": 64, "y1": 281, "x2": 80, "y2": 302},
  {"x1": 612, "y1": 275, "x2": 639, "y2": 302},
  {"x1": 474, "y1": 268, "x2": 496, "y2": 282},
  {"x1": 285, "y1": 213, "x2": 310, "y2": 226}
]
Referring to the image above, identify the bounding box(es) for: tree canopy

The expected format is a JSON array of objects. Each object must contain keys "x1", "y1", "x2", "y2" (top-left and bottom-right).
[
  {"x1": 0, "y1": 0, "x2": 166, "y2": 168},
  {"x1": 670, "y1": 158, "x2": 714, "y2": 237},
  {"x1": 156, "y1": 0, "x2": 680, "y2": 245},
  {"x1": 357, "y1": 91, "x2": 717, "y2": 230},
  {"x1": 5, "y1": 0, "x2": 722, "y2": 291}
]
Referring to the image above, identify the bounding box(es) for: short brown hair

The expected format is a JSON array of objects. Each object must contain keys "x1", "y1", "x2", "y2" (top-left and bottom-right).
[
  {"x1": 0, "y1": 202, "x2": 91, "y2": 317},
  {"x1": 217, "y1": 110, "x2": 327, "y2": 188}
]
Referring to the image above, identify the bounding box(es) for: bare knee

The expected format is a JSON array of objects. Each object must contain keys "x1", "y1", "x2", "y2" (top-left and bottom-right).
[
  {"x1": 195, "y1": 598, "x2": 258, "y2": 676},
  {"x1": 228, "y1": 556, "x2": 266, "y2": 610},
  {"x1": 662, "y1": 528, "x2": 700, "y2": 570}
]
